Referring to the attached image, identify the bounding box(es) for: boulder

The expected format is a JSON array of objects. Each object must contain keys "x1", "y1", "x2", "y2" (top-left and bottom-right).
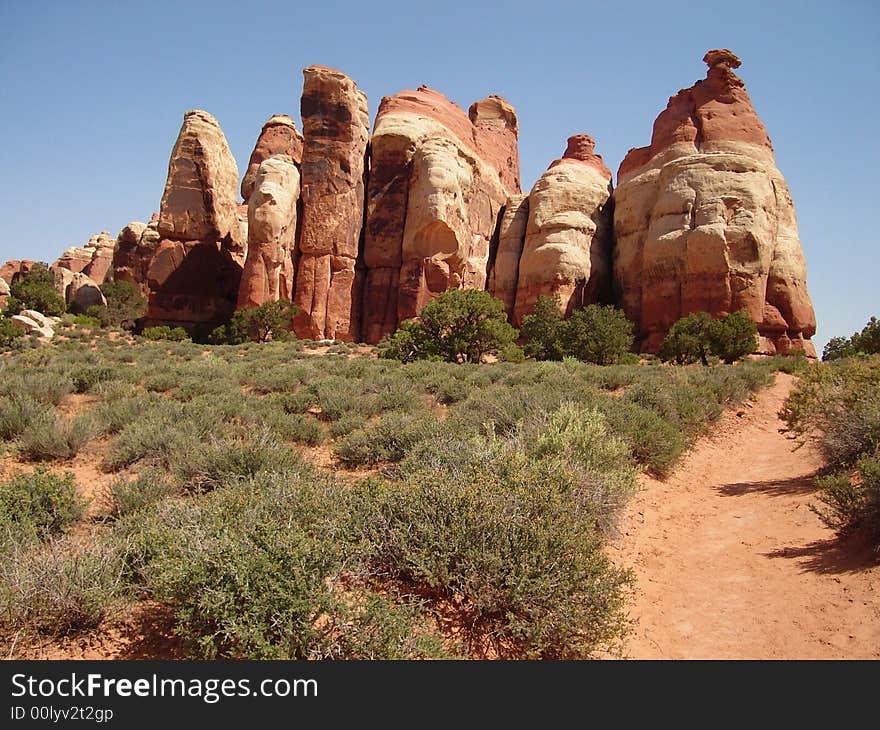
[
  {"x1": 51, "y1": 266, "x2": 75, "y2": 301},
  {"x1": 147, "y1": 110, "x2": 244, "y2": 328},
  {"x1": 513, "y1": 135, "x2": 613, "y2": 324},
  {"x1": 67, "y1": 272, "x2": 107, "y2": 313},
  {"x1": 0, "y1": 277, "x2": 9, "y2": 309},
  {"x1": 613, "y1": 50, "x2": 817, "y2": 356},
  {"x1": 237, "y1": 155, "x2": 300, "y2": 309},
  {"x1": 361, "y1": 86, "x2": 520, "y2": 343},
  {"x1": 241, "y1": 115, "x2": 304, "y2": 202},
  {"x1": 53, "y1": 247, "x2": 93, "y2": 273},
  {"x1": 293, "y1": 66, "x2": 369, "y2": 341},
  {"x1": 11, "y1": 312, "x2": 54, "y2": 339}
]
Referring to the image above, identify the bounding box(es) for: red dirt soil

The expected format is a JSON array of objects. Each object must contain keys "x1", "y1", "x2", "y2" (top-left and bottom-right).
[{"x1": 607, "y1": 373, "x2": 879, "y2": 659}]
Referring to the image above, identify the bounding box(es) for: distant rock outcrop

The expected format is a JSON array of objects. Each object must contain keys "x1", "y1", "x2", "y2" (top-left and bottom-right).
[
  {"x1": 293, "y1": 66, "x2": 370, "y2": 341},
  {"x1": 613, "y1": 50, "x2": 817, "y2": 356},
  {"x1": 146, "y1": 110, "x2": 245, "y2": 329},
  {"x1": 513, "y1": 135, "x2": 613, "y2": 325},
  {"x1": 113, "y1": 217, "x2": 160, "y2": 296},
  {"x1": 361, "y1": 86, "x2": 520, "y2": 343}
]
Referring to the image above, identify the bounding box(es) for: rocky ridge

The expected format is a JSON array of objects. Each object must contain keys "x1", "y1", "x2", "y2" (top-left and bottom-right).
[{"x1": 2, "y1": 51, "x2": 817, "y2": 353}]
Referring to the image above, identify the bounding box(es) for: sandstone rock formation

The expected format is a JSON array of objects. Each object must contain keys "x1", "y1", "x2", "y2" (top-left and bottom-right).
[
  {"x1": 67, "y1": 272, "x2": 107, "y2": 313},
  {"x1": 237, "y1": 155, "x2": 300, "y2": 309},
  {"x1": 613, "y1": 50, "x2": 817, "y2": 356},
  {"x1": 0, "y1": 277, "x2": 9, "y2": 309},
  {"x1": 53, "y1": 247, "x2": 93, "y2": 274},
  {"x1": 241, "y1": 115, "x2": 304, "y2": 203},
  {"x1": 487, "y1": 194, "x2": 529, "y2": 318},
  {"x1": 113, "y1": 217, "x2": 160, "y2": 296},
  {"x1": 11, "y1": 310, "x2": 54, "y2": 338},
  {"x1": 362, "y1": 87, "x2": 520, "y2": 343},
  {"x1": 513, "y1": 135, "x2": 613, "y2": 325},
  {"x1": 0, "y1": 260, "x2": 35, "y2": 285},
  {"x1": 293, "y1": 66, "x2": 369, "y2": 341},
  {"x1": 53, "y1": 232, "x2": 115, "y2": 285},
  {"x1": 147, "y1": 110, "x2": 244, "y2": 328}
]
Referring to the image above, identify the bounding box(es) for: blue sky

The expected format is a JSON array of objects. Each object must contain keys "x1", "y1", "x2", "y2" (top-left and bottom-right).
[{"x1": 1, "y1": 0, "x2": 877, "y2": 350}]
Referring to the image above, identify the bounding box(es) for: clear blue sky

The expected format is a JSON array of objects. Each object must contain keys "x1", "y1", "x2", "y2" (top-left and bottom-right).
[{"x1": 1, "y1": 0, "x2": 877, "y2": 351}]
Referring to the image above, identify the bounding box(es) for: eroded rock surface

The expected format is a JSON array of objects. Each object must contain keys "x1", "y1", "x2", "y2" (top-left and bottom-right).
[{"x1": 613, "y1": 50, "x2": 817, "y2": 355}]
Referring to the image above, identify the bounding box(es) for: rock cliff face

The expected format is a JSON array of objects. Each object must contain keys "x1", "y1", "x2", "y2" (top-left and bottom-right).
[
  {"x1": 113, "y1": 217, "x2": 160, "y2": 296},
  {"x1": 513, "y1": 135, "x2": 613, "y2": 325},
  {"x1": 237, "y1": 155, "x2": 300, "y2": 310},
  {"x1": 361, "y1": 87, "x2": 520, "y2": 343},
  {"x1": 292, "y1": 66, "x2": 370, "y2": 341},
  {"x1": 613, "y1": 50, "x2": 817, "y2": 355},
  {"x1": 146, "y1": 110, "x2": 245, "y2": 328},
  {"x1": 487, "y1": 193, "x2": 529, "y2": 319},
  {"x1": 241, "y1": 115, "x2": 304, "y2": 203}
]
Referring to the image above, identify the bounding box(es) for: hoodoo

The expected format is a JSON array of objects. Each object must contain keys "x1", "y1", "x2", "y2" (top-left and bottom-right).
[{"x1": 613, "y1": 50, "x2": 817, "y2": 356}]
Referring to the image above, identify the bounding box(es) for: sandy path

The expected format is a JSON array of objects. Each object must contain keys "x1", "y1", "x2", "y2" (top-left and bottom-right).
[{"x1": 609, "y1": 372, "x2": 879, "y2": 659}]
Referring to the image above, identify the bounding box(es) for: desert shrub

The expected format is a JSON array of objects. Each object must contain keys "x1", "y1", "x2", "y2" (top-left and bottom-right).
[
  {"x1": 109, "y1": 469, "x2": 177, "y2": 519},
  {"x1": 823, "y1": 316, "x2": 880, "y2": 361},
  {"x1": 658, "y1": 312, "x2": 714, "y2": 365},
  {"x1": 380, "y1": 289, "x2": 518, "y2": 364},
  {"x1": 520, "y1": 296, "x2": 567, "y2": 361},
  {"x1": 0, "y1": 315, "x2": 26, "y2": 349},
  {"x1": 91, "y1": 280, "x2": 146, "y2": 329},
  {"x1": 142, "y1": 467, "x2": 444, "y2": 659},
  {"x1": 517, "y1": 403, "x2": 637, "y2": 533},
  {"x1": 563, "y1": 304, "x2": 635, "y2": 365},
  {"x1": 65, "y1": 313, "x2": 103, "y2": 328},
  {"x1": 659, "y1": 310, "x2": 757, "y2": 365},
  {"x1": 4, "y1": 264, "x2": 65, "y2": 317},
  {"x1": 70, "y1": 364, "x2": 116, "y2": 394},
  {"x1": 214, "y1": 301, "x2": 298, "y2": 344},
  {"x1": 94, "y1": 394, "x2": 156, "y2": 435},
  {"x1": 709, "y1": 311, "x2": 759, "y2": 364},
  {"x1": 0, "y1": 371, "x2": 72, "y2": 405},
  {"x1": 18, "y1": 411, "x2": 95, "y2": 461},
  {"x1": 261, "y1": 412, "x2": 325, "y2": 446},
  {"x1": 781, "y1": 357, "x2": 880, "y2": 468},
  {"x1": 242, "y1": 364, "x2": 307, "y2": 393},
  {"x1": 0, "y1": 394, "x2": 46, "y2": 441},
  {"x1": 349, "y1": 448, "x2": 632, "y2": 658},
  {"x1": 813, "y1": 453, "x2": 880, "y2": 550},
  {"x1": 170, "y1": 430, "x2": 299, "y2": 490},
  {"x1": 328, "y1": 414, "x2": 368, "y2": 438},
  {"x1": 0, "y1": 534, "x2": 128, "y2": 635},
  {"x1": 141, "y1": 326, "x2": 190, "y2": 342},
  {"x1": 0, "y1": 469, "x2": 83, "y2": 537},
  {"x1": 273, "y1": 389, "x2": 316, "y2": 414},
  {"x1": 143, "y1": 370, "x2": 178, "y2": 392},
  {"x1": 597, "y1": 399, "x2": 686, "y2": 477},
  {"x1": 335, "y1": 412, "x2": 440, "y2": 465}
]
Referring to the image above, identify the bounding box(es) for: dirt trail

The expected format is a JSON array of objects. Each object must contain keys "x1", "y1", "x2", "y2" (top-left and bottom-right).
[{"x1": 609, "y1": 373, "x2": 879, "y2": 659}]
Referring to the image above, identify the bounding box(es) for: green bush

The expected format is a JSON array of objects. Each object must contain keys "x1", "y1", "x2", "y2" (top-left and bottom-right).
[
  {"x1": 91, "y1": 280, "x2": 146, "y2": 329},
  {"x1": 380, "y1": 289, "x2": 518, "y2": 364},
  {"x1": 0, "y1": 534, "x2": 128, "y2": 636},
  {"x1": 142, "y1": 468, "x2": 445, "y2": 659},
  {"x1": 814, "y1": 454, "x2": 880, "y2": 550},
  {"x1": 18, "y1": 412, "x2": 95, "y2": 461},
  {"x1": 823, "y1": 316, "x2": 880, "y2": 361},
  {"x1": 170, "y1": 430, "x2": 299, "y2": 490},
  {"x1": 0, "y1": 316, "x2": 26, "y2": 349},
  {"x1": 141, "y1": 326, "x2": 190, "y2": 342},
  {"x1": 334, "y1": 412, "x2": 439, "y2": 465},
  {"x1": 4, "y1": 264, "x2": 65, "y2": 317},
  {"x1": 213, "y1": 301, "x2": 298, "y2": 344},
  {"x1": 520, "y1": 296, "x2": 567, "y2": 361},
  {"x1": 0, "y1": 395, "x2": 46, "y2": 441},
  {"x1": 564, "y1": 304, "x2": 635, "y2": 365},
  {"x1": 70, "y1": 365, "x2": 116, "y2": 394},
  {"x1": 659, "y1": 310, "x2": 758, "y2": 365},
  {"x1": 0, "y1": 469, "x2": 83, "y2": 537},
  {"x1": 109, "y1": 469, "x2": 177, "y2": 519},
  {"x1": 349, "y1": 447, "x2": 632, "y2": 658}
]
